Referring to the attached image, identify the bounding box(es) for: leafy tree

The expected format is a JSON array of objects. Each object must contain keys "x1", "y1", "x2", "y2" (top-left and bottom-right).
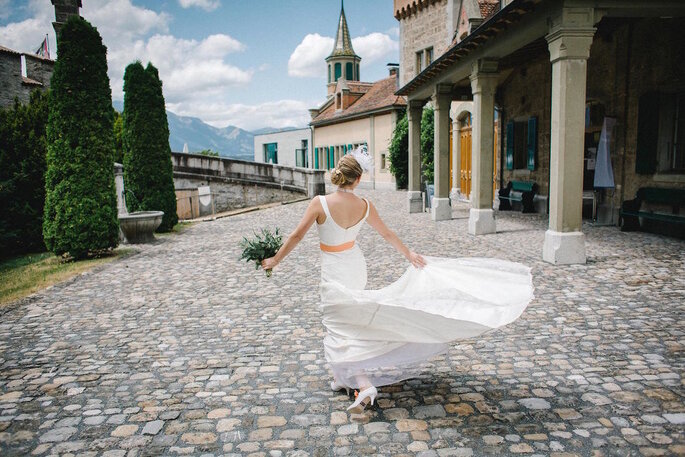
[
  {"x1": 113, "y1": 109, "x2": 124, "y2": 163},
  {"x1": 388, "y1": 112, "x2": 408, "y2": 189},
  {"x1": 388, "y1": 107, "x2": 436, "y2": 189},
  {"x1": 0, "y1": 91, "x2": 49, "y2": 257},
  {"x1": 43, "y1": 16, "x2": 119, "y2": 259},
  {"x1": 421, "y1": 107, "x2": 434, "y2": 184},
  {"x1": 122, "y1": 61, "x2": 178, "y2": 232},
  {"x1": 198, "y1": 148, "x2": 219, "y2": 157}
]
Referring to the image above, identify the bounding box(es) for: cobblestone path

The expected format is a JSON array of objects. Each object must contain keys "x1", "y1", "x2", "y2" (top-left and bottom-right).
[{"x1": 1, "y1": 189, "x2": 683, "y2": 456}]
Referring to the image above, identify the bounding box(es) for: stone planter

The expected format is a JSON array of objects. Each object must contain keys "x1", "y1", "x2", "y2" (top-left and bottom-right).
[{"x1": 118, "y1": 211, "x2": 164, "y2": 243}]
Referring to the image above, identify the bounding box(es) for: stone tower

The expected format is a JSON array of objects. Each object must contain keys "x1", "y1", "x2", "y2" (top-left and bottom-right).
[
  {"x1": 326, "y1": 0, "x2": 361, "y2": 96},
  {"x1": 51, "y1": 0, "x2": 82, "y2": 45}
]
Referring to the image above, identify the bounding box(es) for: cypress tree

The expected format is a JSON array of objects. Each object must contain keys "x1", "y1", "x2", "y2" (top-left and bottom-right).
[
  {"x1": 122, "y1": 61, "x2": 178, "y2": 232},
  {"x1": 421, "y1": 107, "x2": 435, "y2": 184},
  {"x1": 43, "y1": 16, "x2": 119, "y2": 259}
]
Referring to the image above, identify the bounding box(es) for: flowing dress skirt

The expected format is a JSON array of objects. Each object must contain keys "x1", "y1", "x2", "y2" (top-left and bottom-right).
[{"x1": 320, "y1": 250, "x2": 534, "y2": 389}]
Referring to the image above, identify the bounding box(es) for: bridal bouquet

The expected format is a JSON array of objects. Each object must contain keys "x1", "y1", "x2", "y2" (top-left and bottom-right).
[{"x1": 239, "y1": 228, "x2": 283, "y2": 277}]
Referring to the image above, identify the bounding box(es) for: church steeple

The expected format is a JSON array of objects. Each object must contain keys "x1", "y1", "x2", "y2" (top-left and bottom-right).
[{"x1": 325, "y1": 0, "x2": 361, "y2": 96}]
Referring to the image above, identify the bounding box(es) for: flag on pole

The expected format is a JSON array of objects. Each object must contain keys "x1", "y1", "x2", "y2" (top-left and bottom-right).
[{"x1": 35, "y1": 35, "x2": 50, "y2": 59}]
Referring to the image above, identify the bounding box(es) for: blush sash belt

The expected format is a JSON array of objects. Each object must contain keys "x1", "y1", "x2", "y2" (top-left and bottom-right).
[{"x1": 320, "y1": 240, "x2": 355, "y2": 253}]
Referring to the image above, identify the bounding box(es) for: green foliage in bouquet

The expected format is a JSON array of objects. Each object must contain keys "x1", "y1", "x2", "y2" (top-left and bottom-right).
[{"x1": 239, "y1": 228, "x2": 283, "y2": 277}]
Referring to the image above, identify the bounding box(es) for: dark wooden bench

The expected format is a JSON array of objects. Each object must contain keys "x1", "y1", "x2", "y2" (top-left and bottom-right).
[
  {"x1": 619, "y1": 187, "x2": 685, "y2": 232},
  {"x1": 498, "y1": 181, "x2": 538, "y2": 213}
]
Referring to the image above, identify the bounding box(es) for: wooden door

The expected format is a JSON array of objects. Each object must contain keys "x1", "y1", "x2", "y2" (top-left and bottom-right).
[{"x1": 460, "y1": 125, "x2": 472, "y2": 198}]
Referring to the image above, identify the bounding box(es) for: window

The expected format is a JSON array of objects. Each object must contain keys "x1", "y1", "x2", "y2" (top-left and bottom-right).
[
  {"x1": 425, "y1": 47, "x2": 433, "y2": 66},
  {"x1": 356, "y1": 64, "x2": 359, "y2": 80},
  {"x1": 334, "y1": 63, "x2": 341, "y2": 81},
  {"x1": 346, "y1": 62, "x2": 353, "y2": 80},
  {"x1": 637, "y1": 91, "x2": 685, "y2": 173},
  {"x1": 381, "y1": 153, "x2": 387, "y2": 170},
  {"x1": 415, "y1": 51, "x2": 423, "y2": 75},
  {"x1": 336, "y1": 93, "x2": 342, "y2": 110},
  {"x1": 505, "y1": 117, "x2": 537, "y2": 170},
  {"x1": 328, "y1": 65, "x2": 331, "y2": 83},
  {"x1": 263, "y1": 143, "x2": 278, "y2": 164}
]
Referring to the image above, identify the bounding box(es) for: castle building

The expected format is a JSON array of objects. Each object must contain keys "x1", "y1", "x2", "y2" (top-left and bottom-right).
[
  {"x1": 0, "y1": 0, "x2": 81, "y2": 109},
  {"x1": 395, "y1": 0, "x2": 685, "y2": 264},
  {"x1": 309, "y1": 3, "x2": 406, "y2": 190}
]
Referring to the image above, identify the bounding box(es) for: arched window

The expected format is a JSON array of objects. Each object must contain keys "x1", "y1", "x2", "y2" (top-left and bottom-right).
[
  {"x1": 328, "y1": 65, "x2": 331, "y2": 83},
  {"x1": 346, "y1": 62, "x2": 353, "y2": 80},
  {"x1": 356, "y1": 64, "x2": 359, "y2": 80},
  {"x1": 334, "y1": 63, "x2": 341, "y2": 81}
]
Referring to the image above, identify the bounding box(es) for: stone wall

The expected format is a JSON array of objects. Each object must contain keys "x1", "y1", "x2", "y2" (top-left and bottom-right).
[
  {"x1": 0, "y1": 49, "x2": 53, "y2": 109},
  {"x1": 170, "y1": 152, "x2": 326, "y2": 214},
  {"x1": 173, "y1": 175, "x2": 304, "y2": 215},
  {"x1": 0, "y1": 51, "x2": 27, "y2": 108},
  {"x1": 398, "y1": 0, "x2": 450, "y2": 87},
  {"x1": 497, "y1": 18, "x2": 685, "y2": 219},
  {"x1": 24, "y1": 54, "x2": 54, "y2": 88}
]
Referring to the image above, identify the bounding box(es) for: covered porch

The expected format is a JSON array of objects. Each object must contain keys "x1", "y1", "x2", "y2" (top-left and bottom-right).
[{"x1": 397, "y1": 0, "x2": 685, "y2": 265}]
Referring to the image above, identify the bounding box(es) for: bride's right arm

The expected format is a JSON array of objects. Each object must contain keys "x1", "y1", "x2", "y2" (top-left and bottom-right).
[
  {"x1": 366, "y1": 201, "x2": 426, "y2": 269},
  {"x1": 261, "y1": 197, "x2": 321, "y2": 270}
]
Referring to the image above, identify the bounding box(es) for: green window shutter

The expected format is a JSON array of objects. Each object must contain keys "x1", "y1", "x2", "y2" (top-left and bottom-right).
[
  {"x1": 505, "y1": 121, "x2": 514, "y2": 170},
  {"x1": 348, "y1": 144, "x2": 353, "y2": 153},
  {"x1": 527, "y1": 117, "x2": 537, "y2": 171},
  {"x1": 314, "y1": 148, "x2": 319, "y2": 169},
  {"x1": 346, "y1": 62, "x2": 353, "y2": 80},
  {"x1": 334, "y1": 63, "x2": 341, "y2": 81},
  {"x1": 329, "y1": 146, "x2": 334, "y2": 168},
  {"x1": 636, "y1": 92, "x2": 659, "y2": 174}
]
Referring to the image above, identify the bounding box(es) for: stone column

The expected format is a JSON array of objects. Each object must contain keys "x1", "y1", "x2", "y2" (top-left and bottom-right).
[
  {"x1": 450, "y1": 114, "x2": 461, "y2": 202},
  {"x1": 468, "y1": 60, "x2": 498, "y2": 235},
  {"x1": 407, "y1": 99, "x2": 424, "y2": 213},
  {"x1": 432, "y1": 84, "x2": 452, "y2": 221},
  {"x1": 543, "y1": 8, "x2": 596, "y2": 264}
]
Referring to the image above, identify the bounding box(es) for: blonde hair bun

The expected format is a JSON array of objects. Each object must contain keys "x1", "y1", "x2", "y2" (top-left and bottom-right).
[{"x1": 330, "y1": 155, "x2": 363, "y2": 187}]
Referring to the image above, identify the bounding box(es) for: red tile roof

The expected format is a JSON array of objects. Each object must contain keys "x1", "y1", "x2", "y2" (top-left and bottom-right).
[{"x1": 311, "y1": 76, "x2": 406, "y2": 126}]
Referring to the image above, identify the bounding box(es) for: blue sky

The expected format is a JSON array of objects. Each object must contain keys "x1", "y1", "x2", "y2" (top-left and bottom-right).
[{"x1": 0, "y1": 0, "x2": 400, "y2": 130}]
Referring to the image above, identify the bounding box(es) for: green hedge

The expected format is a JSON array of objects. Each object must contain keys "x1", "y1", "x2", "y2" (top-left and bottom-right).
[
  {"x1": 421, "y1": 107, "x2": 434, "y2": 184},
  {"x1": 43, "y1": 16, "x2": 119, "y2": 259},
  {"x1": 122, "y1": 61, "x2": 178, "y2": 232},
  {"x1": 0, "y1": 91, "x2": 49, "y2": 258}
]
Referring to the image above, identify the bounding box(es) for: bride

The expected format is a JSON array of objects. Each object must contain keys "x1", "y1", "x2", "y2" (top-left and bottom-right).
[{"x1": 262, "y1": 148, "x2": 533, "y2": 413}]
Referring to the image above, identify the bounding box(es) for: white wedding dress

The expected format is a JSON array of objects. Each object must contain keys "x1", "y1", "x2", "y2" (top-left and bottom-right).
[{"x1": 316, "y1": 195, "x2": 534, "y2": 390}]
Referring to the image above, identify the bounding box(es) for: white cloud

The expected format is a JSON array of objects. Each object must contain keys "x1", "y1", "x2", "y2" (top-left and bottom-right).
[
  {"x1": 288, "y1": 32, "x2": 398, "y2": 79},
  {"x1": 352, "y1": 33, "x2": 399, "y2": 64},
  {"x1": 107, "y1": 33, "x2": 250, "y2": 102},
  {"x1": 288, "y1": 33, "x2": 334, "y2": 78},
  {"x1": 0, "y1": 0, "x2": 54, "y2": 55},
  {"x1": 83, "y1": 0, "x2": 170, "y2": 44},
  {"x1": 167, "y1": 99, "x2": 313, "y2": 131},
  {"x1": 178, "y1": 0, "x2": 220, "y2": 12}
]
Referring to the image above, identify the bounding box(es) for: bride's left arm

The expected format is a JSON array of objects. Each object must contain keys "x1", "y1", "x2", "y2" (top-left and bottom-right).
[
  {"x1": 261, "y1": 197, "x2": 320, "y2": 270},
  {"x1": 366, "y1": 201, "x2": 426, "y2": 269}
]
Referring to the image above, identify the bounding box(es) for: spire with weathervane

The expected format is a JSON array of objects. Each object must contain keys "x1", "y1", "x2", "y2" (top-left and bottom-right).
[{"x1": 325, "y1": 0, "x2": 361, "y2": 96}]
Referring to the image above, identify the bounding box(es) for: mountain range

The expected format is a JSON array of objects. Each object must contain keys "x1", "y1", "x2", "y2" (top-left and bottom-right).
[{"x1": 113, "y1": 101, "x2": 299, "y2": 161}]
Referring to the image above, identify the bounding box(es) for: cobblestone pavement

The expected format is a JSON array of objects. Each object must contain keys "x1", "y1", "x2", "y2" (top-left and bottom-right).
[{"x1": 1, "y1": 189, "x2": 684, "y2": 457}]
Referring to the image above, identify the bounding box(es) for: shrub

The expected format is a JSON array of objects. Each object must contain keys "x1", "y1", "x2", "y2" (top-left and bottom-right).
[
  {"x1": 388, "y1": 112, "x2": 408, "y2": 189},
  {"x1": 421, "y1": 107, "x2": 434, "y2": 184},
  {"x1": 43, "y1": 16, "x2": 119, "y2": 259},
  {"x1": 0, "y1": 91, "x2": 49, "y2": 257},
  {"x1": 122, "y1": 61, "x2": 178, "y2": 232}
]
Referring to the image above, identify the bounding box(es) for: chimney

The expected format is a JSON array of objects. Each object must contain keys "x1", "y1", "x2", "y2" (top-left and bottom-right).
[{"x1": 387, "y1": 63, "x2": 400, "y2": 89}]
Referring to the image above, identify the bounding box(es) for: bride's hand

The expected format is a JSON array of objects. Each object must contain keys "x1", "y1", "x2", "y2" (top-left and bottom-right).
[
  {"x1": 261, "y1": 257, "x2": 278, "y2": 271},
  {"x1": 407, "y1": 251, "x2": 426, "y2": 269}
]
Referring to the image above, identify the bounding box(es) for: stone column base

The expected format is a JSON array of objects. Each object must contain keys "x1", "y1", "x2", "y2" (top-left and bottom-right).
[
  {"x1": 468, "y1": 208, "x2": 496, "y2": 235},
  {"x1": 542, "y1": 230, "x2": 586, "y2": 265},
  {"x1": 431, "y1": 197, "x2": 451, "y2": 221},
  {"x1": 408, "y1": 191, "x2": 423, "y2": 213}
]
